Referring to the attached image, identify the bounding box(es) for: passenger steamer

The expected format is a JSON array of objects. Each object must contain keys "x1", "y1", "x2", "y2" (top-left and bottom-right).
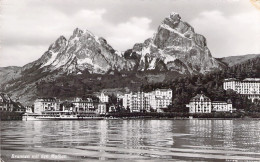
[{"x1": 22, "y1": 111, "x2": 104, "y2": 121}]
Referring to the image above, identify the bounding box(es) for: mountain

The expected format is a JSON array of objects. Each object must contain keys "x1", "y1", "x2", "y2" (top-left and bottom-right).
[
  {"x1": 217, "y1": 54, "x2": 260, "y2": 67},
  {"x1": 0, "y1": 12, "x2": 227, "y2": 105},
  {"x1": 22, "y1": 28, "x2": 135, "y2": 74},
  {"x1": 21, "y1": 12, "x2": 224, "y2": 76},
  {"x1": 125, "y1": 12, "x2": 224, "y2": 74},
  {"x1": 0, "y1": 66, "x2": 21, "y2": 86}
]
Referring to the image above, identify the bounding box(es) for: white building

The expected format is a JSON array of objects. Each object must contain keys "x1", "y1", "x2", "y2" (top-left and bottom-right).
[
  {"x1": 71, "y1": 97, "x2": 95, "y2": 112},
  {"x1": 223, "y1": 78, "x2": 260, "y2": 102},
  {"x1": 98, "y1": 102, "x2": 107, "y2": 114},
  {"x1": 34, "y1": 97, "x2": 59, "y2": 114},
  {"x1": 25, "y1": 106, "x2": 33, "y2": 113},
  {"x1": 121, "y1": 89, "x2": 172, "y2": 112},
  {"x1": 153, "y1": 89, "x2": 172, "y2": 110},
  {"x1": 122, "y1": 93, "x2": 132, "y2": 111},
  {"x1": 96, "y1": 92, "x2": 109, "y2": 103},
  {"x1": 186, "y1": 94, "x2": 212, "y2": 113},
  {"x1": 186, "y1": 94, "x2": 233, "y2": 113},
  {"x1": 212, "y1": 99, "x2": 233, "y2": 113}
]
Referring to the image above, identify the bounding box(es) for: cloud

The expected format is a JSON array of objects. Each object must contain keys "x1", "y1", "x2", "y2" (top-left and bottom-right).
[
  {"x1": 190, "y1": 10, "x2": 260, "y2": 57},
  {"x1": 0, "y1": 1, "x2": 153, "y2": 67},
  {"x1": 0, "y1": 45, "x2": 46, "y2": 67},
  {"x1": 107, "y1": 17, "x2": 154, "y2": 51},
  {"x1": 0, "y1": 0, "x2": 260, "y2": 67}
]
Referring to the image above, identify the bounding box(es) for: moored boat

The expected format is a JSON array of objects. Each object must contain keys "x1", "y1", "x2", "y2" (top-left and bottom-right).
[{"x1": 22, "y1": 111, "x2": 104, "y2": 121}]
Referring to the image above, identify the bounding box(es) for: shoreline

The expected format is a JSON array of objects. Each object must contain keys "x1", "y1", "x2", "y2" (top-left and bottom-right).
[
  {"x1": 2, "y1": 111, "x2": 260, "y2": 121},
  {"x1": 2, "y1": 117, "x2": 260, "y2": 121}
]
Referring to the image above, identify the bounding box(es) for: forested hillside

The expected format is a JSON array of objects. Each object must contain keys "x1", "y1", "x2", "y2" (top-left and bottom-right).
[
  {"x1": 141, "y1": 56, "x2": 260, "y2": 112},
  {"x1": 217, "y1": 54, "x2": 259, "y2": 67}
]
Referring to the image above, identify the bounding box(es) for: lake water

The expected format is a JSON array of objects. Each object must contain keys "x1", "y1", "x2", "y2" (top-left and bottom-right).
[{"x1": 1, "y1": 119, "x2": 260, "y2": 161}]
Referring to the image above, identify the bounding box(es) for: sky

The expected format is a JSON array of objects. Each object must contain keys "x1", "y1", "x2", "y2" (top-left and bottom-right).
[{"x1": 0, "y1": 0, "x2": 260, "y2": 67}]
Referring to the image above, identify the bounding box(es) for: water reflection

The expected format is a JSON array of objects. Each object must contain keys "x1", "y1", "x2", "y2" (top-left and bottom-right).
[{"x1": 1, "y1": 120, "x2": 260, "y2": 161}]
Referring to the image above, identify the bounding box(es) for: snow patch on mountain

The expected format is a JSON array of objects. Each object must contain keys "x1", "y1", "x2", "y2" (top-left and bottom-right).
[
  {"x1": 77, "y1": 57, "x2": 93, "y2": 65},
  {"x1": 160, "y1": 24, "x2": 187, "y2": 39},
  {"x1": 163, "y1": 54, "x2": 176, "y2": 64},
  {"x1": 40, "y1": 51, "x2": 59, "y2": 68}
]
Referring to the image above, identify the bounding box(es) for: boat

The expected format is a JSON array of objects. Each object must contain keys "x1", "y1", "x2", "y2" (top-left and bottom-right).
[
  {"x1": 105, "y1": 116, "x2": 122, "y2": 120},
  {"x1": 22, "y1": 111, "x2": 104, "y2": 121}
]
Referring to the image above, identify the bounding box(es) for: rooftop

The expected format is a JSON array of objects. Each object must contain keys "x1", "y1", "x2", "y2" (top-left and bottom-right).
[
  {"x1": 224, "y1": 78, "x2": 239, "y2": 82},
  {"x1": 190, "y1": 94, "x2": 211, "y2": 102},
  {"x1": 212, "y1": 101, "x2": 227, "y2": 103},
  {"x1": 155, "y1": 88, "x2": 172, "y2": 91},
  {"x1": 224, "y1": 78, "x2": 260, "y2": 82},
  {"x1": 243, "y1": 78, "x2": 260, "y2": 82}
]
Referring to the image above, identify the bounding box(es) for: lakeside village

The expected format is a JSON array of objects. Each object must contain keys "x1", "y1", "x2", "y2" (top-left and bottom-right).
[{"x1": 1, "y1": 78, "x2": 260, "y2": 120}]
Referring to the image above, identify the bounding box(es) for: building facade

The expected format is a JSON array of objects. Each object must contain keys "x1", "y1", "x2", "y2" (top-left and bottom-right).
[
  {"x1": 97, "y1": 102, "x2": 107, "y2": 114},
  {"x1": 0, "y1": 93, "x2": 14, "y2": 112},
  {"x1": 33, "y1": 96, "x2": 109, "y2": 114},
  {"x1": 71, "y1": 97, "x2": 95, "y2": 112},
  {"x1": 14, "y1": 102, "x2": 26, "y2": 113},
  {"x1": 34, "y1": 97, "x2": 59, "y2": 114},
  {"x1": 25, "y1": 106, "x2": 33, "y2": 113},
  {"x1": 153, "y1": 89, "x2": 172, "y2": 110},
  {"x1": 223, "y1": 78, "x2": 260, "y2": 102},
  {"x1": 186, "y1": 94, "x2": 233, "y2": 113},
  {"x1": 212, "y1": 99, "x2": 232, "y2": 113},
  {"x1": 121, "y1": 89, "x2": 172, "y2": 112},
  {"x1": 186, "y1": 94, "x2": 212, "y2": 113},
  {"x1": 96, "y1": 92, "x2": 109, "y2": 103}
]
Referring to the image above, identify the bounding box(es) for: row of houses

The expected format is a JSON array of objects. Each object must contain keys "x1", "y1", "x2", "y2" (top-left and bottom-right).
[
  {"x1": 2, "y1": 90, "x2": 234, "y2": 115},
  {"x1": 4, "y1": 77, "x2": 259, "y2": 115},
  {"x1": 33, "y1": 89, "x2": 172, "y2": 114},
  {"x1": 34, "y1": 92, "x2": 109, "y2": 115}
]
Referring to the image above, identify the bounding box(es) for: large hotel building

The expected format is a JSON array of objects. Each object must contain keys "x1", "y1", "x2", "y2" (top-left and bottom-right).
[
  {"x1": 223, "y1": 78, "x2": 260, "y2": 102},
  {"x1": 122, "y1": 89, "x2": 172, "y2": 112}
]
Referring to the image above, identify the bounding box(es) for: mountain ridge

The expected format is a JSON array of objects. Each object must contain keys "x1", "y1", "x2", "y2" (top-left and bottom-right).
[{"x1": 217, "y1": 54, "x2": 260, "y2": 67}]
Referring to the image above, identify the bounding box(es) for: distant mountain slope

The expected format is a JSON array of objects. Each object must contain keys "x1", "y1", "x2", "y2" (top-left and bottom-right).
[
  {"x1": 225, "y1": 56, "x2": 260, "y2": 78},
  {"x1": 0, "y1": 66, "x2": 21, "y2": 89},
  {"x1": 217, "y1": 54, "x2": 260, "y2": 67}
]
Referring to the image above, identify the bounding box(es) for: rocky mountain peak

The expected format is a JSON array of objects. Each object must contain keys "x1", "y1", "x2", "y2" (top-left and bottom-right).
[
  {"x1": 163, "y1": 12, "x2": 181, "y2": 26},
  {"x1": 27, "y1": 26, "x2": 136, "y2": 74},
  {"x1": 126, "y1": 12, "x2": 224, "y2": 73},
  {"x1": 72, "y1": 28, "x2": 84, "y2": 37},
  {"x1": 48, "y1": 35, "x2": 67, "y2": 52}
]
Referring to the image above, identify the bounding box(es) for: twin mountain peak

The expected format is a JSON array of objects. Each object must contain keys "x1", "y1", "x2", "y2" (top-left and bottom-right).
[{"x1": 25, "y1": 12, "x2": 224, "y2": 75}]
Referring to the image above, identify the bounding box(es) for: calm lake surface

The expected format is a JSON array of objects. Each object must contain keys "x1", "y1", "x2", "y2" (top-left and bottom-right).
[{"x1": 1, "y1": 119, "x2": 260, "y2": 162}]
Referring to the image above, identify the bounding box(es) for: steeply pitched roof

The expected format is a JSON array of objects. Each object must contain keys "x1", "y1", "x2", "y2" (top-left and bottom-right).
[{"x1": 190, "y1": 94, "x2": 211, "y2": 102}]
